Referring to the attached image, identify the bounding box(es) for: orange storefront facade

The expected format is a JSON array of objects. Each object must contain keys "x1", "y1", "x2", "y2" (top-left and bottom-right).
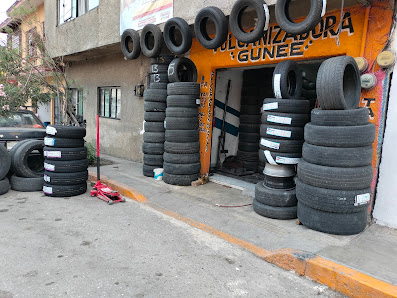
[{"x1": 189, "y1": 2, "x2": 393, "y2": 205}]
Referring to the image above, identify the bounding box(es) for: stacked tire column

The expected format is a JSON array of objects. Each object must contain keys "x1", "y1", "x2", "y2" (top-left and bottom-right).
[
  {"x1": 254, "y1": 61, "x2": 310, "y2": 219},
  {"x1": 43, "y1": 125, "x2": 88, "y2": 197},
  {"x1": 163, "y1": 57, "x2": 201, "y2": 186},
  {"x1": 297, "y1": 56, "x2": 375, "y2": 235},
  {"x1": 142, "y1": 55, "x2": 174, "y2": 177}
]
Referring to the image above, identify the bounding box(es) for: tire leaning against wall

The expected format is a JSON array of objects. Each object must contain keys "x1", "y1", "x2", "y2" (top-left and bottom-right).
[
  {"x1": 121, "y1": 29, "x2": 141, "y2": 60},
  {"x1": 140, "y1": 24, "x2": 164, "y2": 58},
  {"x1": 164, "y1": 17, "x2": 192, "y2": 55}
]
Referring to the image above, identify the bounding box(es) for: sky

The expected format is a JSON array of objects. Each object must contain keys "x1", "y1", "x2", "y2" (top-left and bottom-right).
[{"x1": 0, "y1": 0, "x2": 17, "y2": 45}]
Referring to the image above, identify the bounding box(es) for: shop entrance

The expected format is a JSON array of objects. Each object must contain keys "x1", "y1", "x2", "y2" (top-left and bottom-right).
[{"x1": 209, "y1": 60, "x2": 323, "y2": 185}]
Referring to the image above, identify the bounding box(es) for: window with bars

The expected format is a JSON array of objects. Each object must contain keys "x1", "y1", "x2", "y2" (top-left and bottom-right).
[
  {"x1": 26, "y1": 27, "x2": 38, "y2": 58},
  {"x1": 70, "y1": 88, "x2": 83, "y2": 116},
  {"x1": 8, "y1": 30, "x2": 21, "y2": 52},
  {"x1": 98, "y1": 87, "x2": 121, "y2": 119},
  {"x1": 58, "y1": 0, "x2": 99, "y2": 25}
]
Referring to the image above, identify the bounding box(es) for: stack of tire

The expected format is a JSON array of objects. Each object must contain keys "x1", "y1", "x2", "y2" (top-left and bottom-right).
[
  {"x1": 8, "y1": 139, "x2": 45, "y2": 192},
  {"x1": 163, "y1": 57, "x2": 201, "y2": 186},
  {"x1": 297, "y1": 55, "x2": 375, "y2": 235},
  {"x1": 0, "y1": 145, "x2": 11, "y2": 195},
  {"x1": 142, "y1": 55, "x2": 174, "y2": 177},
  {"x1": 43, "y1": 125, "x2": 88, "y2": 197},
  {"x1": 253, "y1": 60, "x2": 310, "y2": 220}
]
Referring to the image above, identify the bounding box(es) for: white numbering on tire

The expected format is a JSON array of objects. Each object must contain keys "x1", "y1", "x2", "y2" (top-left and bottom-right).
[
  {"x1": 260, "y1": 138, "x2": 280, "y2": 150},
  {"x1": 267, "y1": 115, "x2": 292, "y2": 125},
  {"x1": 168, "y1": 62, "x2": 175, "y2": 76},
  {"x1": 43, "y1": 186, "x2": 53, "y2": 194},
  {"x1": 262, "y1": 102, "x2": 278, "y2": 111},
  {"x1": 275, "y1": 156, "x2": 300, "y2": 165},
  {"x1": 196, "y1": 98, "x2": 201, "y2": 105},
  {"x1": 153, "y1": 74, "x2": 160, "y2": 83},
  {"x1": 264, "y1": 150, "x2": 277, "y2": 165},
  {"x1": 44, "y1": 137, "x2": 55, "y2": 146},
  {"x1": 263, "y1": 4, "x2": 270, "y2": 31},
  {"x1": 164, "y1": 120, "x2": 166, "y2": 129},
  {"x1": 43, "y1": 175, "x2": 51, "y2": 182},
  {"x1": 46, "y1": 126, "x2": 57, "y2": 135},
  {"x1": 44, "y1": 151, "x2": 62, "y2": 158},
  {"x1": 354, "y1": 193, "x2": 370, "y2": 206},
  {"x1": 151, "y1": 65, "x2": 158, "y2": 73},
  {"x1": 44, "y1": 163, "x2": 55, "y2": 171},
  {"x1": 273, "y1": 74, "x2": 282, "y2": 99},
  {"x1": 266, "y1": 127, "x2": 292, "y2": 138},
  {"x1": 321, "y1": 0, "x2": 327, "y2": 17}
]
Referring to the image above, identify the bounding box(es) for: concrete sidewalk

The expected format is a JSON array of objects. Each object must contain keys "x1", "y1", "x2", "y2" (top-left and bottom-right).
[{"x1": 89, "y1": 155, "x2": 397, "y2": 297}]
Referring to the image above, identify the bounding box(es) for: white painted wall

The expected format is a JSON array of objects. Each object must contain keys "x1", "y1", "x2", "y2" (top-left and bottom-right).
[{"x1": 373, "y1": 35, "x2": 397, "y2": 228}]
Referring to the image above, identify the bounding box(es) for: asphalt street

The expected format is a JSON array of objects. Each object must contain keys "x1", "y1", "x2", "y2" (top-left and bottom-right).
[{"x1": 0, "y1": 188, "x2": 343, "y2": 297}]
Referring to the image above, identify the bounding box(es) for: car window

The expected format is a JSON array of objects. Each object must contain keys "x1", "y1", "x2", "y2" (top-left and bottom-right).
[{"x1": 0, "y1": 113, "x2": 44, "y2": 128}]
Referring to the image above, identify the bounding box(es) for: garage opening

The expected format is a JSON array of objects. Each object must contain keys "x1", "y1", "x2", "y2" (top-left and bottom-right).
[{"x1": 209, "y1": 59, "x2": 323, "y2": 188}]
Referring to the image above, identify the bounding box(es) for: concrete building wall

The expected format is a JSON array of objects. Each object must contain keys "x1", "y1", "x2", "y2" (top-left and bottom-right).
[{"x1": 65, "y1": 53, "x2": 149, "y2": 161}]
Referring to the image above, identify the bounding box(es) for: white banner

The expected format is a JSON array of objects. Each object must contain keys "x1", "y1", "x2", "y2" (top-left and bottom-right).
[{"x1": 120, "y1": 0, "x2": 173, "y2": 34}]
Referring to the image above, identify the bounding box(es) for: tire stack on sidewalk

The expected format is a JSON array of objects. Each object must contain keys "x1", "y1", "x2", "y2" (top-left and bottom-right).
[
  {"x1": 163, "y1": 57, "x2": 201, "y2": 186},
  {"x1": 43, "y1": 125, "x2": 88, "y2": 197},
  {"x1": 9, "y1": 139, "x2": 45, "y2": 192},
  {"x1": 142, "y1": 55, "x2": 174, "y2": 177},
  {"x1": 253, "y1": 60, "x2": 310, "y2": 219},
  {"x1": 297, "y1": 55, "x2": 375, "y2": 235},
  {"x1": 0, "y1": 145, "x2": 11, "y2": 195}
]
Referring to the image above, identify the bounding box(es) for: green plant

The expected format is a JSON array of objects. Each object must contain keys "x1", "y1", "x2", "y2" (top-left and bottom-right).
[{"x1": 86, "y1": 142, "x2": 96, "y2": 166}]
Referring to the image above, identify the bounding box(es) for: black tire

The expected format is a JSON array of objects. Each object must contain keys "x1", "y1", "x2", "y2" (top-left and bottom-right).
[
  {"x1": 240, "y1": 105, "x2": 260, "y2": 115},
  {"x1": 275, "y1": 0, "x2": 323, "y2": 35},
  {"x1": 43, "y1": 182, "x2": 87, "y2": 197},
  {"x1": 240, "y1": 115, "x2": 261, "y2": 124},
  {"x1": 144, "y1": 112, "x2": 166, "y2": 122},
  {"x1": 167, "y1": 82, "x2": 200, "y2": 96},
  {"x1": 163, "y1": 172, "x2": 200, "y2": 186},
  {"x1": 144, "y1": 122, "x2": 165, "y2": 132},
  {"x1": 238, "y1": 142, "x2": 259, "y2": 152},
  {"x1": 144, "y1": 101, "x2": 167, "y2": 112},
  {"x1": 143, "y1": 154, "x2": 164, "y2": 166},
  {"x1": 140, "y1": 24, "x2": 163, "y2": 58},
  {"x1": 259, "y1": 149, "x2": 301, "y2": 165},
  {"x1": 260, "y1": 137, "x2": 304, "y2": 153},
  {"x1": 165, "y1": 117, "x2": 199, "y2": 130},
  {"x1": 316, "y1": 56, "x2": 361, "y2": 110},
  {"x1": 164, "y1": 152, "x2": 200, "y2": 164},
  {"x1": 239, "y1": 124, "x2": 259, "y2": 133},
  {"x1": 150, "y1": 55, "x2": 175, "y2": 65},
  {"x1": 0, "y1": 177, "x2": 10, "y2": 195},
  {"x1": 167, "y1": 95, "x2": 199, "y2": 108},
  {"x1": 44, "y1": 171, "x2": 88, "y2": 186},
  {"x1": 164, "y1": 17, "x2": 192, "y2": 55},
  {"x1": 0, "y1": 145, "x2": 11, "y2": 180},
  {"x1": 150, "y1": 73, "x2": 169, "y2": 84},
  {"x1": 311, "y1": 108, "x2": 369, "y2": 126},
  {"x1": 241, "y1": 161, "x2": 258, "y2": 171},
  {"x1": 194, "y1": 6, "x2": 228, "y2": 49},
  {"x1": 273, "y1": 60, "x2": 302, "y2": 99},
  {"x1": 255, "y1": 182, "x2": 297, "y2": 207},
  {"x1": 150, "y1": 64, "x2": 169, "y2": 74},
  {"x1": 44, "y1": 159, "x2": 88, "y2": 173},
  {"x1": 44, "y1": 146, "x2": 87, "y2": 161},
  {"x1": 263, "y1": 175, "x2": 295, "y2": 190},
  {"x1": 164, "y1": 142, "x2": 200, "y2": 154},
  {"x1": 166, "y1": 107, "x2": 199, "y2": 118},
  {"x1": 230, "y1": 0, "x2": 268, "y2": 43},
  {"x1": 242, "y1": 95, "x2": 262, "y2": 105},
  {"x1": 302, "y1": 143, "x2": 373, "y2": 167},
  {"x1": 304, "y1": 123, "x2": 376, "y2": 148},
  {"x1": 44, "y1": 137, "x2": 84, "y2": 148},
  {"x1": 164, "y1": 162, "x2": 201, "y2": 175},
  {"x1": 121, "y1": 29, "x2": 141, "y2": 60},
  {"x1": 236, "y1": 150, "x2": 258, "y2": 161},
  {"x1": 262, "y1": 112, "x2": 309, "y2": 127},
  {"x1": 297, "y1": 201, "x2": 367, "y2": 235},
  {"x1": 168, "y1": 57, "x2": 198, "y2": 83},
  {"x1": 262, "y1": 98, "x2": 310, "y2": 114},
  {"x1": 142, "y1": 142, "x2": 164, "y2": 155},
  {"x1": 239, "y1": 132, "x2": 260, "y2": 143},
  {"x1": 144, "y1": 89, "x2": 167, "y2": 102},
  {"x1": 46, "y1": 125, "x2": 86, "y2": 139},
  {"x1": 297, "y1": 159, "x2": 373, "y2": 191},
  {"x1": 253, "y1": 199, "x2": 297, "y2": 220},
  {"x1": 12, "y1": 140, "x2": 44, "y2": 178},
  {"x1": 165, "y1": 130, "x2": 199, "y2": 143},
  {"x1": 149, "y1": 82, "x2": 169, "y2": 90},
  {"x1": 296, "y1": 179, "x2": 371, "y2": 213},
  {"x1": 143, "y1": 132, "x2": 165, "y2": 143},
  {"x1": 10, "y1": 175, "x2": 43, "y2": 191},
  {"x1": 143, "y1": 164, "x2": 157, "y2": 177},
  {"x1": 260, "y1": 124, "x2": 304, "y2": 140}
]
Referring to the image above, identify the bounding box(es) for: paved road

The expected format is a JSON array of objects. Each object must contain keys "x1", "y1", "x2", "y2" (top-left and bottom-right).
[{"x1": 0, "y1": 188, "x2": 343, "y2": 297}]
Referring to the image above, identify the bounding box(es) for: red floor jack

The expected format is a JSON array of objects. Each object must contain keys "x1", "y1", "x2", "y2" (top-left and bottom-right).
[{"x1": 90, "y1": 115, "x2": 125, "y2": 205}]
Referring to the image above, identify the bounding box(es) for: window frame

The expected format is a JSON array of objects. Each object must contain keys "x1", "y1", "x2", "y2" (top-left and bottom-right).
[
  {"x1": 26, "y1": 27, "x2": 38, "y2": 58},
  {"x1": 58, "y1": 0, "x2": 99, "y2": 25},
  {"x1": 98, "y1": 87, "x2": 121, "y2": 120},
  {"x1": 69, "y1": 88, "x2": 84, "y2": 117}
]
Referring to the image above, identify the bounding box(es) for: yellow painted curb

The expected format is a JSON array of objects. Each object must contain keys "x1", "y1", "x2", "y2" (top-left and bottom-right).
[{"x1": 88, "y1": 172, "x2": 397, "y2": 297}]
